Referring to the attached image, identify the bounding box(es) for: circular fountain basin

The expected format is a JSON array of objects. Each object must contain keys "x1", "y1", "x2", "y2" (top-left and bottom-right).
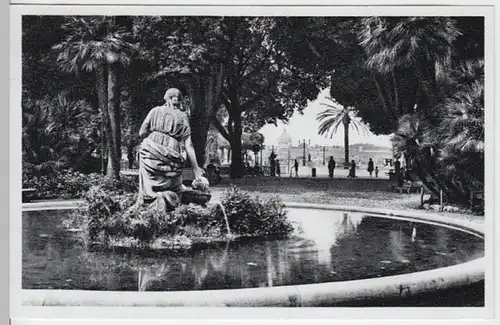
[{"x1": 21, "y1": 202, "x2": 484, "y2": 307}]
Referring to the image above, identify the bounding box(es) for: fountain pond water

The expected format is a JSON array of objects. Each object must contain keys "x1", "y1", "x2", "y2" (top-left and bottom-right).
[{"x1": 22, "y1": 205, "x2": 484, "y2": 306}]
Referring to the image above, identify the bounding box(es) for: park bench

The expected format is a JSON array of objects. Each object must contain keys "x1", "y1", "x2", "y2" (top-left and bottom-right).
[
  {"x1": 392, "y1": 181, "x2": 422, "y2": 194},
  {"x1": 22, "y1": 188, "x2": 36, "y2": 202}
]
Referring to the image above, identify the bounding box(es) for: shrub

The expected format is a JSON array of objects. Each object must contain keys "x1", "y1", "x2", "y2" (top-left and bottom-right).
[
  {"x1": 71, "y1": 186, "x2": 226, "y2": 247},
  {"x1": 221, "y1": 186, "x2": 293, "y2": 236},
  {"x1": 22, "y1": 168, "x2": 138, "y2": 199},
  {"x1": 66, "y1": 185, "x2": 293, "y2": 251}
]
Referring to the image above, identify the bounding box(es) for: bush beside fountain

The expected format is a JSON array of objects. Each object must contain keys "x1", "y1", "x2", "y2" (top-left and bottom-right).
[{"x1": 62, "y1": 185, "x2": 294, "y2": 250}]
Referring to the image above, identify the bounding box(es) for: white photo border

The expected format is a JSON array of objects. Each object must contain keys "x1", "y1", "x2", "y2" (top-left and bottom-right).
[{"x1": 8, "y1": 2, "x2": 497, "y2": 325}]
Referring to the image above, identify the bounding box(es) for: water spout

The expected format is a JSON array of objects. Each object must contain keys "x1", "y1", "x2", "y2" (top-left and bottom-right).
[{"x1": 213, "y1": 202, "x2": 232, "y2": 237}]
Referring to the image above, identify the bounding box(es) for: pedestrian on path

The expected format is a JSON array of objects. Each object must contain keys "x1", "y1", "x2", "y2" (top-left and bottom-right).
[
  {"x1": 367, "y1": 158, "x2": 374, "y2": 177},
  {"x1": 348, "y1": 160, "x2": 356, "y2": 178},
  {"x1": 328, "y1": 156, "x2": 336, "y2": 178}
]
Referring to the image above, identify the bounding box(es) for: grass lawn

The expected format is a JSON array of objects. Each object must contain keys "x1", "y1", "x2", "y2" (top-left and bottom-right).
[{"x1": 209, "y1": 176, "x2": 484, "y2": 223}]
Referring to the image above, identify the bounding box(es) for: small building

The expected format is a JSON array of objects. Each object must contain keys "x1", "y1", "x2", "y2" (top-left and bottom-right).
[{"x1": 204, "y1": 127, "x2": 232, "y2": 166}]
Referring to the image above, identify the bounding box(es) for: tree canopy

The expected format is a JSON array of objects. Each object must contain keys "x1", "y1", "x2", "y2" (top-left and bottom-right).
[{"x1": 22, "y1": 15, "x2": 485, "y2": 202}]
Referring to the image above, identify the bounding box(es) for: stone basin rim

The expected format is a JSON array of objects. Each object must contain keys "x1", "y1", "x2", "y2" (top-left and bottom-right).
[{"x1": 21, "y1": 201, "x2": 485, "y2": 307}]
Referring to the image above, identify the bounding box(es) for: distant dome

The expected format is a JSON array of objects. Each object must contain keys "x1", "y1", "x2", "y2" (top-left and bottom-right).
[{"x1": 278, "y1": 128, "x2": 292, "y2": 147}]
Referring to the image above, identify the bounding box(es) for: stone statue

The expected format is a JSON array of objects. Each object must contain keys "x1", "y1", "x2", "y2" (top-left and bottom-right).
[{"x1": 133, "y1": 88, "x2": 206, "y2": 212}]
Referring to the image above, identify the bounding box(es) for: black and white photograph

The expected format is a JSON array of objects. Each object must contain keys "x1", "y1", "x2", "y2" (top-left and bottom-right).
[{"x1": 9, "y1": 3, "x2": 496, "y2": 323}]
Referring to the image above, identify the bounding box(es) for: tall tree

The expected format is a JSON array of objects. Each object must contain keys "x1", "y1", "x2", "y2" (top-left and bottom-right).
[
  {"x1": 132, "y1": 17, "x2": 328, "y2": 178},
  {"x1": 208, "y1": 17, "x2": 327, "y2": 178},
  {"x1": 132, "y1": 16, "x2": 226, "y2": 166},
  {"x1": 53, "y1": 17, "x2": 137, "y2": 179},
  {"x1": 317, "y1": 97, "x2": 369, "y2": 167},
  {"x1": 281, "y1": 16, "x2": 484, "y2": 206},
  {"x1": 325, "y1": 17, "x2": 483, "y2": 134}
]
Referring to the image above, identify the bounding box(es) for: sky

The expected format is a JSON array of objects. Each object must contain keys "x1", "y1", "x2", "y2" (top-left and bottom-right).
[{"x1": 258, "y1": 88, "x2": 393, "y2": 148}]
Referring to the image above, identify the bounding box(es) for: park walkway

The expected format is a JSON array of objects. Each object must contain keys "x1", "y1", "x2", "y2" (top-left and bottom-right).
[{"x1": 23, "y1": 177, "x2": 484, "y2": 224}]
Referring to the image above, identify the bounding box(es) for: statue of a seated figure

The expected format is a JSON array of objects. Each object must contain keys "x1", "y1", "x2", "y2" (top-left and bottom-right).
[{"x1": 133, "y1": 88, "x2": 208, "y2": 212}]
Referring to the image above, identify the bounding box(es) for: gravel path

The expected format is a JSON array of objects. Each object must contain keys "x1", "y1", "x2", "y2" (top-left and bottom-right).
[
  {"x1": 24, "y1": 176, "x2": 484, "y2": 223},
  {"x1": 209, "y1": 177, "x2": 484, "y2": 223}
]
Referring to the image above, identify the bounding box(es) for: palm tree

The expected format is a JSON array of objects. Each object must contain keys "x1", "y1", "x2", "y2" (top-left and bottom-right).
[
  {"x1": 22, "y1": 95, "x2": 96, "y2": 174},
  {"x1": 22, "y1": 97, "x2": 59, "y2": 170},
  {"x1": 53, "y1": 17, "x2": 137, "y2": 180},
  {"x1": 391, "y1": 113, "x2": 444, "y2": 198},
  {"x1": 317, "y1": 96, "x2": 369, "y2": 167},
  {"x1": 357, "y1": 17, "x2": 461, "y2": 117},
  {"x1": 48, "y1": 94, "x2": 98, "y2": 168},
  {"x1": 356, "y1": 17, "x2": 484, "y2": 207},
  {"x1": 435, "y1": 60, "x2": 484, "y2": 199}
]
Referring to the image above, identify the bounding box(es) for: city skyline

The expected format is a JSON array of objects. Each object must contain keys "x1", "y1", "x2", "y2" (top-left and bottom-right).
[{"x1": 259, "y1": 88, "x2": 393, "y2": 148}]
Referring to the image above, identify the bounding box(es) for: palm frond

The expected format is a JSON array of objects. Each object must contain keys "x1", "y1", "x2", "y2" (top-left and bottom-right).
[
  {"x1": 53, "y1": 17, "x2": 137, "y2": 74},
  {"x1": 359, "y1": 17, "x2": 460, "y2": 75},
  {"x1": 317, "y1": 97, "x2": 372, "y2": 140}
]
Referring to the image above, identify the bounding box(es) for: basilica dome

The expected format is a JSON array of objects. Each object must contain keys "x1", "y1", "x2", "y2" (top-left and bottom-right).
[{"x1": 277, "y1": 128, "x2": 292, "y2": 148}]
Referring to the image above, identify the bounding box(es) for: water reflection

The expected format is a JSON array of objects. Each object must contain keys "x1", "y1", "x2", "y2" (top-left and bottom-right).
[
  {"x1": 411, "y1": 226, "x2": 417, "y2": 242},
  {"x1": 286, "y1": 211, "x2": 363, "y2": 269},
  {"x1": 22, "y1": 209, "x2": 484, "y2": 291}
]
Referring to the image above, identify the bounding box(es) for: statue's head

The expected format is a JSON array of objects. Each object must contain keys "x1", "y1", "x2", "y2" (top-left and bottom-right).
[{"x1": 164, "y1": 88, "x2": 183, "y2": 109}]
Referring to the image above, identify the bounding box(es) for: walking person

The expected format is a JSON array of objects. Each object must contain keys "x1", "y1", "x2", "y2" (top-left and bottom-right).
[
  {"x1": 294, "y1": 159, "x2": 299, "y2": 177},
  {"x1": 276, "y1": 159, "x2": 281, "y2": 177},
  {"x1": 394, "y1": 158, "x2": 402, "y2": 186},
  {"x1": 375, "y1": 166, "x2": 379, "y2": 178},
  {"x1": 367, "y1": 158, "x2": 374, "y2": 177},
  {"x1": 348, "y1": 160, "x2": 356, "y2": 178},
  {"x1": 327, "y1": 156, "x2": 336, "y2": 178}
]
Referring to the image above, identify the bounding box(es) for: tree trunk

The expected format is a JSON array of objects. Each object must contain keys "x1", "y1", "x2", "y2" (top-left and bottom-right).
[
  {"x1": 100, "y1": 120, "x2": 106, "y2": 174},
  {"x1": 95, "y1": 64, "x2": 109, "y2": 175},
  {"x1": 343, "y1": 121, "x2": 349, "y2": 167},
  {"x1": 187, "y1": 75, "x2": 209, "y2": 167},
  {"x1": 392, "y1": 70, "x2": 402, "y2": 116},
  {"x1": 414, "y1": 66, "x2": 436, "y2": 115},
  {"x1": 230, "y1": 107, "x2": 244, "y2": 179},
  {"x1": 106, "y1": 63, "x2": 121, "y2": 180}
]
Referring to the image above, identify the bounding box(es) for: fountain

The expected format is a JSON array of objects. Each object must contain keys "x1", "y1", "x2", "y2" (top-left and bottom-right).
[
  {"x1": 18, "y1": 88, "x2": 484, "y2": 307},
  {"x1": 21, "y1": 201, "x2": 484, "y2": 307}
]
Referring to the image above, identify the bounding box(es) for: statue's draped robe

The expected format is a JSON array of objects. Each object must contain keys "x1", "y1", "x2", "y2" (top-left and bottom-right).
[{"x1": 136, "y1": 105, "x2": 190, "y2": 211}]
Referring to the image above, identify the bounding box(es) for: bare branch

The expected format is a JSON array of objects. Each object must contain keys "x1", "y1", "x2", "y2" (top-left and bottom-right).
[
  {"x1": 210, "y1": 115, "x2": 230, "y2": 141},
  {"x1": 308, "y1": 42, "x2": 321, "y2": 58}
]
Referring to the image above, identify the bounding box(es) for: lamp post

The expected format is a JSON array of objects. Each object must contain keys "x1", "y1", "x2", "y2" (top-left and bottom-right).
[
  {"x1": 323, "y1": 146, "x2": 326, "y2": 165},
  {"x1": 260, "y1": 145, "x2": 263, "y2": 167},
  {"x1": 302, "y1": 139, "x2": 306, "y2": 166},
  {"x1": 287, "y1": 147, "x2": 291, "y2": 176}
]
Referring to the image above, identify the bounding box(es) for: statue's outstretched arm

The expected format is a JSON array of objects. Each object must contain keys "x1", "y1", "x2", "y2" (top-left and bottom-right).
[{"x1": 184, "y1": 136, "x2": 204, "y2": 180}]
